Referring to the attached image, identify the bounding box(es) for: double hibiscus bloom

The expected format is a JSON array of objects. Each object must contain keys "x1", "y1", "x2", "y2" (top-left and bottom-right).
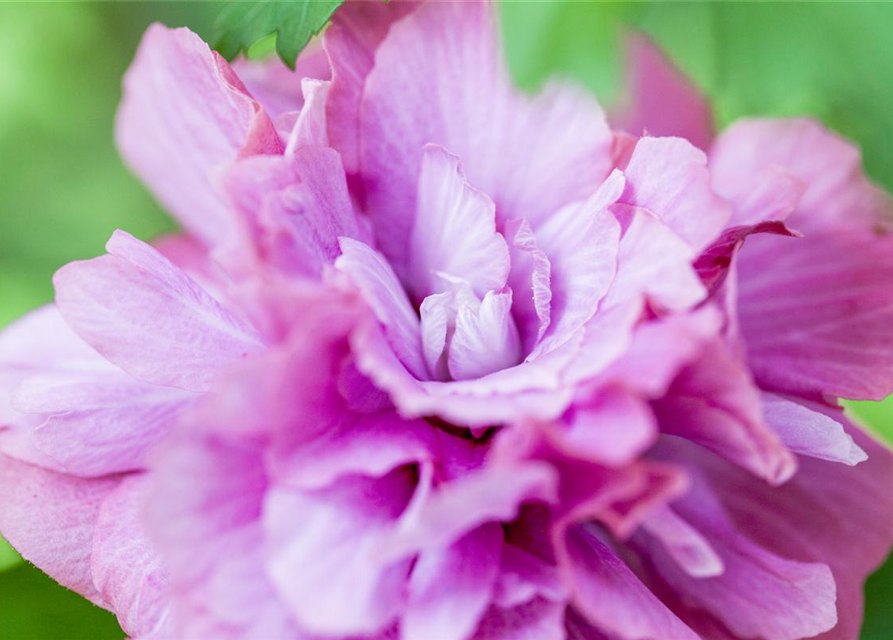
[{"x1": 2, "y1": 2, "x2": 893, "y2": 639}]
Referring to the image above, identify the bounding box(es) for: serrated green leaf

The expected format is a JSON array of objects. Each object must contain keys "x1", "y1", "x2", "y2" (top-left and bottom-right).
[{"x1": 212, "y1": 0, "x2": 343, "y2": 69}]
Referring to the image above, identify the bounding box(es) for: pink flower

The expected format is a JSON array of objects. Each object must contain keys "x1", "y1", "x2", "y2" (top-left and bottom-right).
[{"x1": 2, "y1": 2, "x2": 893, "y2": 639}]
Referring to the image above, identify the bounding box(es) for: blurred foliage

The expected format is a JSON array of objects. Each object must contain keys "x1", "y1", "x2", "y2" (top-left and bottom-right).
[
  {"x1": 0, "y1": 538, "x2": 19, "y2": 573},
  {"x1": 1, "y1": 1, "x2": 892, "y2": 638}
]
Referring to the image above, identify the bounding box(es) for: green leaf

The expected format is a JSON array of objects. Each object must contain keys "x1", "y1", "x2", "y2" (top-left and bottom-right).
[{"x1": 213, "y1": 0, "x2": 344, "y2": 69}]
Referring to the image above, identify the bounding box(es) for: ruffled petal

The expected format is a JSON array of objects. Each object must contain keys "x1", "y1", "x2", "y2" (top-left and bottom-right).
[
  {"x1": 659, "y1": 421, "x2": 893, "y2": 640},
  {"x1": 529, "y1": 172, "x2": 623, "y2": 358},
  {"x1": 505, "y1": 219, "x2": 552, "y2": 353},
  {"x1": 449, "y1": 290, "x2": 522, "y2": 381},
  {"x1": 409, "y1": 145, "x2": 509, "y2": 299},
  {"x1": 652, "y1": 339, "x2": 797, "y2": 485},
  {"x1": 642, "y1": 452, "x2": 838, "y2": 640},
  {"x1": 710, "y1": 118, "x2": 893, "y2": 234},
  {"x1": 358, "y1": 0, "x2": 612, "y2": 268},
  {"x1": 403, "y1": 524, "x2": 503, "y2": 640},
  {"x1": 621, "y1": 136, "x2": 732, "y2": 253},
  {"x1": 604, "y1": 205, "x2": 705, "y2": 312},
  {"x1": 559, "y1": 526, "x2": 699, "y2": 640},
  {"x1": 116, "y1": 25, "x2": 282, "y2": 247},
  {"x1": 54, "y1": 230, "x2": 264, "y2": 393},
  {"x1": 335, "y1": 238, "x2": 427, "y2": 379},
  {"x1": 223, "y1": 146, "x2": 366, "y2": 279},
  {"x1": 264, "y1": 469, "x2": 417, "y2": 636}
]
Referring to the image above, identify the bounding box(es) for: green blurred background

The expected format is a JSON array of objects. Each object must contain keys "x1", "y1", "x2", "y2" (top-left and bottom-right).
[{"x1": 1, "y1": 2, "x2": 892, "y2": 638}]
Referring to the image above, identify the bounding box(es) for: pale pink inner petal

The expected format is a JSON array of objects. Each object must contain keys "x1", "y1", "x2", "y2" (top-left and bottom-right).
[
  {"x1": 504, "y1": 218, "x2": 552, "y2": 354},
  {"x1": 335, "y1": 237, "x2": 427, "y2": 379},
  {"x1": 449, "y1": 290, "x2": 522, "y2": 381},
  {"x1": 529, "y1": 172, "x2": 624, "y2": 359},
  {"x1": 409, "y1": 145, "x2": 510, "y2": 300}
]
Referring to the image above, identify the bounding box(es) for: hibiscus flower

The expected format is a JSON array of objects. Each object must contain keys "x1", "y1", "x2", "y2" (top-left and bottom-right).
[{"x1": 2, "y1": 2, "x2": 893, "y2": 640}]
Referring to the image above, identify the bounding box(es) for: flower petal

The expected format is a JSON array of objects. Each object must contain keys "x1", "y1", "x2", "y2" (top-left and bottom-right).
[
  {"x1": 403, "y1": 524, "x2": 503, "y2": 640},
  {"x1": 559, "y1": 526, "x2": 699, "y2": 640},
  {"x1": 54, "y1": 230, "x2": 264, "y2": 393},
  {"x1": 409, "y1": 145, "x2": 510, "y2": 299},
  {"x1": 116, "y1": 25, "x2": 282, "y2": 247},
  {"x1": 264, "y1": 469, "x2": 416, "y2": 636},
  {"x1": 737, "y1": 230, "x2": 893, "y2": 400},
  {"x1": 16, "y1": 370, "x2": 193, "y2": 477},
  {"x1": 613, "y1": 33, "x2": 714, "y2": 150},
  {"x1": 223, "y1": 146, "x2": 366, "y2": 279},
  {"x1": 604, "y1": 205, "x2": 706, "y2": 312},
  {"x1": 652, "y1": 339, "x2": 797, "y2": 485},
  {"x1": 621, "y1": 136, "x2": 732, "y2": 253},
  {"x1": 710, "y1": 118, "x2": 893, "y2": 234},
  {"x1": 358, "y1": 0, "x2": 612, "y2": 268},
  {"x1": 505, "y1": 219, "x2": 552, "y2": 354},
  {"x1": 449, "y1": 290, "x2": 522, "y2": 381},
  {"x1": 0, "y1": 453, "x2": 118, "y2": 604},
  {"x1": 530, "y1": 172, "x2": 623, "y2": 358},
  {"x1": 92, "y1": 474, "x2": 171, "y2": 639},
  {"x1": 335, "y1": 238, "x2": 427, "y2": 379},
  {"x1": 760, "y1": 393, "x2": 866, "y2": 466}
]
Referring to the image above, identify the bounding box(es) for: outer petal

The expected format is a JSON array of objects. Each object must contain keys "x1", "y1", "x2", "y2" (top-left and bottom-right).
[
  {"x1": 116, "y1": 25, "x2": 282, "y2": 247},
  {"x1": 621, "y1": 136, "x2": 732, "y2": 253},
  {"x1": 409, "y1": 145, "x2": 510, "y2": 299},
  {"x1": 653, "y1": 339, "x2": 797, "y2": 485},
  {"x1": 16, "y1": 370, "x2": 193, "y2": 477},
  {"x1": 359, "y1": 0, "x2": 613, "y2": 268},
  {"x1": 222, "y1": 146, "x2": 366, "y2": 280},
  {"x1": 660, "y1": 422, "x2": 893, "y2": 640},
  {"x1": 402, "y1": 524, "x2": 503, "y2": 640},
  {"x1": 760, "y1": 393, "x2": 866, "y2": 466},
  {"x1": 0, "y1": 304, "x2": 111, "y2": 431},
  {"x1": 612, "y1": 33, "x2": 713, "y2": 150},
  {"x1": 559, "y1": 526, "x2": 699, "y2": 640},
  {"x1": 264, "y1": 469, "x2": 417, "y2": 636},
  {"x1": 92, "y1": 474, "x2": 171, "y2": 639},
  {"x1": 710, "y1": 118, "x2": 893, "y2": 234},
  {"x1": 644, "y1": 476, "x2": 838, "y2": 640},
  {"x1": 737, "y1": 230, "x2": 893, "y2": 400},
  {"x1": 0, "y1": 453, "x2": 118, "y2": 604},
  {"x1": 54, "y1": 230, "x2": 264, "y2": 393}
]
